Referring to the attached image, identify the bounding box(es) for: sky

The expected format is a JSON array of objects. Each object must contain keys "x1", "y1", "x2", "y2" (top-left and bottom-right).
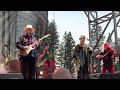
[{"x1": 48, "y1": 11, "x2": 120, "y2": 45}]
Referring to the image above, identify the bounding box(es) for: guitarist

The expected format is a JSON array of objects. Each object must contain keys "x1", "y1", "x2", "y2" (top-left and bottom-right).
[
  {"x1": 16, "y1": 24, "x2": 42, "y2": 79},
  {"x1": 96, "y1": 42, "x2": 117, "y2": 74}
]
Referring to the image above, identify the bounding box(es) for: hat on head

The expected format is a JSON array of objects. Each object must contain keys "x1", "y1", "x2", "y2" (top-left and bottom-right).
[{"x1": 23, "y1": 24, "x2": 35, "y2": 33}]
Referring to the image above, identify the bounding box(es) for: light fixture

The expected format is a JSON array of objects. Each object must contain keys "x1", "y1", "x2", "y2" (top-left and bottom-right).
[{"x1": 40, "y1": 71, "x2": 43, "y2": 75}]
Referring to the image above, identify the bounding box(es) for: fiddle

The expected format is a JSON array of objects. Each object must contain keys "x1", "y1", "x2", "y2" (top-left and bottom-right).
[{"x1": 106, "y1": 47, "x2": 117, "y2": 55}]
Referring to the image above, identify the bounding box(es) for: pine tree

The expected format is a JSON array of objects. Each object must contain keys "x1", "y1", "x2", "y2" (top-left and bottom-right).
[
  {"x1": 91, "y1": 25, "x2": 105, "y2": 48},
  {"x1": 47, "y1": 20, "x2": 59, "y2": 61},
  {"x1": 62, "y1": 31, "x2": 75, "y2": 73},
  {"x1": 107, "y1": 32, "x2": 112, "y2": 44},
  {"x1": 91, "y1": 24, "x2": 105, "y2": 73},
  {"x1": 55, "y1": 41, "x2": 64, "y2": 68}
]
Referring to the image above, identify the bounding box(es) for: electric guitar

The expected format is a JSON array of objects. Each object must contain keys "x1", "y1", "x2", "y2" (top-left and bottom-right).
[{"x1": 20, "y1": 34, "x2": 51, "y2": 56}]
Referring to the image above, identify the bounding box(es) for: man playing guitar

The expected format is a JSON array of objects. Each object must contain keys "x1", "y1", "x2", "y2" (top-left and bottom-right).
[{"x1": 16, "y1": 24, "x2": 50, "y2": 79}]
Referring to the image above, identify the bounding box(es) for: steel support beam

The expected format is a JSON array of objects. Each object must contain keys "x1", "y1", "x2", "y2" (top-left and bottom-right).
[
  {"x1": 93, "y1": 15, "x2": 113, "y2": 51},
  {"x1": 84, "y1": 11, "x2": 120, "y2": 52},
  {"x1": 106, "y1": 18, "x2": 120, "y2": 42},
  {"x1": 113, "y1": 11, "x2": 118, "y2": 51},
  {"x1": 90, "y1": 12, "x2": 112, "y2": 23}
]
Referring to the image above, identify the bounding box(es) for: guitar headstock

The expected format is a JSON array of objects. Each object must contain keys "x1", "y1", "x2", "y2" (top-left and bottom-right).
[{"x1": 43, "y1": 34, "x2": 51, "y2": 39}]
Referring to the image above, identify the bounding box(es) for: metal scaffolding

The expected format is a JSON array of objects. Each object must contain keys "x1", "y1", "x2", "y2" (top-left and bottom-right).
[
  {"x1": 84, "y1": 11, "x2": 120, "y2": 53},
  {"x1": 84, "y1": 11, "x2": 120, "y2": 72}
]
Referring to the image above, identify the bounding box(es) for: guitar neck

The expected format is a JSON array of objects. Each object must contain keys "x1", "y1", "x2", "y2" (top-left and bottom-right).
[
  {"x1": 30, "y1": 37, "x2": 45, "y2": 47},
  {"x1": 30, "y1": 41, "x2": 38, "y2": 47}
]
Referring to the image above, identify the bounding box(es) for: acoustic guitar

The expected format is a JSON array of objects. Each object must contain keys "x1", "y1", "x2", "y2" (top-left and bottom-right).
[{"x1": 20, "y1": 34, "x2": 51, "y2": 56}]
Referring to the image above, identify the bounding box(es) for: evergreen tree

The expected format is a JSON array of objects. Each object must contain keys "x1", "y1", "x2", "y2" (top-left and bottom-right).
[
  {"x1": 55, "y1": 41, "x2": 64, "y2": 68},
  {"x1": 107, "y1": 32, "x2": 112, "y2": 44},
  {"x1": 47, "y1": 20, "x2": 59, "y2": 61},
  {"x1": 91, "y1": 25, "x2": 105, "y2": 48},
  {"x1": 91, "y1": 24, "x2": 105, "y2": 73},
  {"x1": 62, "y1": 31, "x2": 75, "y2": 73}
]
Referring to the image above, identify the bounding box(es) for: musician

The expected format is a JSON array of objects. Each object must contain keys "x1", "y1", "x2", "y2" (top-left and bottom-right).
[
  {"x1": 72, "y1": 35, "x2": 93, "y2": 79},
  {"x1": 16, "y1": 24, "x2": 42, "y2": 79},
  {"x1": 96, "y1": 42, "x2": 117, "y2": 74},
  {"x1": 39, "y1": 42, "x2": 55, "y2": 79}
]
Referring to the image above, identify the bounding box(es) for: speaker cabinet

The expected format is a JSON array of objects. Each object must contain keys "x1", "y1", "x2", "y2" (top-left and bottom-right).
[
  {"x1": 89, "y1": 72, "x2": 120, "y2": 79},
  {"x1": 89, "y1": 73, "x2": 100, "y2": 79},
  {"x1": 0, "y1": 73, "x2": 23, "y2": 79},
  {"x1": 100, "y1": 73, "x2": 120, "y2": 79},
  {"x1": 7, "y1": 60, "x2": 21, "y2": 73}
]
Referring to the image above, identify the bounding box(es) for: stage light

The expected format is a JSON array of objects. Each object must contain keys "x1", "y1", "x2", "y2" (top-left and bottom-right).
[{"x1": 40, "y1": 71, "x2": 43, "y2": 75}]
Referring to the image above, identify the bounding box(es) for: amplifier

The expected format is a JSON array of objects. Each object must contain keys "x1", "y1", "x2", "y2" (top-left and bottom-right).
[
  {"x1": 89, "y1": 72, "x2": 120, "y2": 79},
  {"x1": 0, "y1": 73, "x2": 23, "y2": 79}
]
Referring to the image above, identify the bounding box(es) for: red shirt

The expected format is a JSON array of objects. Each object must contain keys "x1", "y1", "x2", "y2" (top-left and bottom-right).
[{"x1": 42, "y1": 60, "x2": 55, "y2": 78}]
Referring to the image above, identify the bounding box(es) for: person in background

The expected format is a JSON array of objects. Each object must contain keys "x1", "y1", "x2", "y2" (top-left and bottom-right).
[{"x1": 40, "y1": 42, "x2": 55, "y2": 79}]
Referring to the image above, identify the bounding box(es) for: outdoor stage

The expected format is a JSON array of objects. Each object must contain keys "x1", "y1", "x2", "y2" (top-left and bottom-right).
[
  {"x1": 89, "y1": 71, "x2": 120, "y2": 79},
  {"x1": 0, "y1": 59, "x2": 120, "y2": 79}
]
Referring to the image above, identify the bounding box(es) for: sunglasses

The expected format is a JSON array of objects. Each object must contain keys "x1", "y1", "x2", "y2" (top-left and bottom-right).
[{"x1": 79, "y1": 38, "x2": 84, "y2": 40}]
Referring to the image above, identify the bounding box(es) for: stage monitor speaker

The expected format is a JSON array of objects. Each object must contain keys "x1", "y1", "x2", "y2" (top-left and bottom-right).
[
  {"x1": 89, "y1": 73, "x2": 100, "y2": 79},
  {"x1": 0, "y1": 73, "x2": 23, "y2": 79},
  {"x1": 7, "y1": 60, "x2": 21, "y2": 73},
  {"x1": 99, "y1": 73, "x2": 120, "y2": 79}
]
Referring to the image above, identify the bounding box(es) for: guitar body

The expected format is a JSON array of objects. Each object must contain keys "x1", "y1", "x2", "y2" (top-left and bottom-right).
[
  {"x1": 20, "y1": 45, "x2": 34, "y2": 56},
  {"x1": 20, "y1": 49, "x2": 27, "y2": 56}
]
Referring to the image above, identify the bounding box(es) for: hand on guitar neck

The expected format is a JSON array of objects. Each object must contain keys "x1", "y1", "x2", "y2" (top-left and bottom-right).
[{"x1": 38, "y1": 39, "x2": 42, "y2": 45}]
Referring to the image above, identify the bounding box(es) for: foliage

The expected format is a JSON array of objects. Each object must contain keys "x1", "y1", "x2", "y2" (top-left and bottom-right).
[
  {"x1": 57, "y1": 31, "x2": 75, "y2": 73},
  {"x1": 47, "y1": 20, "x2": 59, "y2": 61}
]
